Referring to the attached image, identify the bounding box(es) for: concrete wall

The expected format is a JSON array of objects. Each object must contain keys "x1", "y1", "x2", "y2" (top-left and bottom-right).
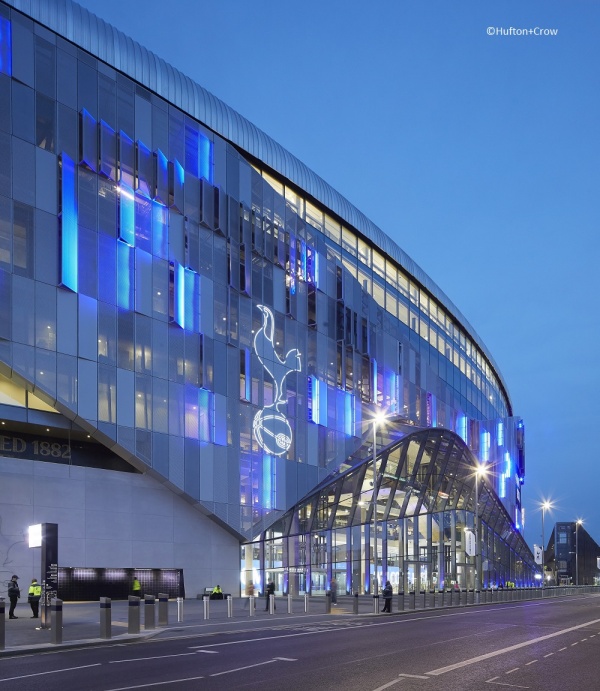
[{"x1": 0, "y1": 456, "x2": 240, "y2": 599}]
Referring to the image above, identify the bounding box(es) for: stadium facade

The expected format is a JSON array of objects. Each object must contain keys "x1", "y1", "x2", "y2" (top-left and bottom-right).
[{"x1": 0, "y1": 0, "x2": 536, "y2": 599}]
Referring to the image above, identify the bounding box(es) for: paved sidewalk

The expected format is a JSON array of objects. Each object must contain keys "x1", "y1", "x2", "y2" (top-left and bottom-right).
[{"x1": 0, "y1": 596, "x2": 373, "y2": 656}]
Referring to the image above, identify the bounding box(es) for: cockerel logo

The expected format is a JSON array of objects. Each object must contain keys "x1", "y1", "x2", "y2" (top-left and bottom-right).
[{"x1": 252, "y1": 305, "x2": 301, "y2": 456}]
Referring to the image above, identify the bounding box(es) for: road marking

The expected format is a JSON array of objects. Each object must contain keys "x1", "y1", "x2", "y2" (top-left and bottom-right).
[
  {"x1": 486, "y1": 681, "x2": 529, "y2": 689},
  {"x1": 426, "y1": 617, "x2": 600, "y2": 676},
  {"x1": 195, "y1": 650, "x2": 219, "y2": 654},
  {"x1": 372, "y1": 679, "x2": 403, "y2": 690},
  {"x1": 398, "y1": 673, "x2": 430, "y2": 679},
  {"x1": 506, "y1": 667, "x2": 520, "y2": 674},
  {"x1": 273, "y1": 657, "x2": 298, "y2": 661},
  {"x1": 543, "y1": 653, "x2": 553, "y2": 658},
  {"x1": 105, "y1": 676, "x2": 205, "y2": 690},
  {"x1": 581, "y1": 638, "x2": 587, "y2": 641},
  {"x1": 209, "y1": 657, "x2": 295, "y2": 677},
  {"x1": 110, "y1": 652, "x2": 199, "y2": 663},
  {"x1": 0, "y1": 664, "x2": 101, "y2": 683},
  {"x1": 525, "y1": 660, "x2": 538, "y2": 665},
  {"x1": 571, "y1": 642, "x2": 578, "y2": 646},
  {"x1": 558, "y1": 647, "x2": 567, "y2": 651}
]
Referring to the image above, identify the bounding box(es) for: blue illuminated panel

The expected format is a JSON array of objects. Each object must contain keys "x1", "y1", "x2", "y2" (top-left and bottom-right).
[
  {"x1": 457, "y1": 415, "x2": 468, "y2": 443},
  {"x1": 344, "y1": 391, "x2": 355, "y2": 436},
  {"x1": 60, "y1": 153, "x2": 78, "y2": 292},
  {"x1": 152, "y1": 201, "x2": 168, "y2": 259},
  {"x1": 198, "y1": 389, "x2": 211, "y2": 442},
  {"x1": 262, "y1": 454, "x2": 273, "y2": 510},
  {"x1": 0, "y1": 17, "x2": 12, "y2": 76},
  {"x1": 170, "y1": 261, "x2": 185, "y2": 328},
  {"x1": 481, "y1": 431, "x2": 490, "y2": 461},
  {"x1": 199, "y1": 134, "x2": 212, "y2": 183},
  {"x1": 117, "y1": 240, "x2": 133, "y2": 310},
  {"x1": 119, "y1": 183, "x2": 135, "y2": 246}
]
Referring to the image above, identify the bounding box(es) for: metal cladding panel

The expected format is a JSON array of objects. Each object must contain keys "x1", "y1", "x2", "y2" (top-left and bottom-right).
[{"x1": 1, "y1": 0, "x2": 506, "y2": 392}]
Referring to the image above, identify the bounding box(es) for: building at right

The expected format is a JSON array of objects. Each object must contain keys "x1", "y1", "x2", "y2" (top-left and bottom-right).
[{"x1": 546, "y1": 522, "x2": 600, "y2": 586}]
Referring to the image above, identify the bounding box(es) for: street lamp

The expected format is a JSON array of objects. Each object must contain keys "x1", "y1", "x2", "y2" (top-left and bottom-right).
[
  {"x1": 541, "y1": 500, "x2": 553, "y2": 589},
  {"x1": 473, "y1": 463, "x2": 488, "y2": 590},
  {"x1": 575, "y1": 519, "x2": 583, "y2": 586},
  {"x1": 372, "y1": 411, "x2": 387, "y2": 596}
]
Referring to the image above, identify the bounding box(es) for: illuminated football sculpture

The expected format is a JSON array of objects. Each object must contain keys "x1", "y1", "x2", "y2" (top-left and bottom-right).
[{"x1": 253, "y1": 305, "x2": 301, "y2": 455}]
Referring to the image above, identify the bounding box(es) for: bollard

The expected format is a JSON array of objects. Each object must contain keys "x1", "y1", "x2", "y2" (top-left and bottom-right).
[
  {"x1": 422, "y1": 591, "x2": 427, "y2": 609},
  {"x1": 0, "y1": 598, "x2": 5, "y2": 651},
  {"x1": 249, "y1": 595, "x2": 255, "y2": 616},
  {"x1": 144, "y1": 595, "x2": 156, "y2": 630},
  {"x1": 51, "y1": 598, "x2": 63, "y2": 645},
  {"x1": 287, "y1": 594, "x2": 293, "y2": 614},
  {"x1": 410, "y1": 590, "x2": 416, "y2": 610},
  {"x1": 177, "y1": 597, "x2": 184, "y2": 622},
  {"x1": 304, "y1": 593, "x2": 309, "y2": 613},
  {"x1": 100, "y1": 597, "x2": 112, "y2": 639},
  {"x1": 203, "y1": 596, "x2": 210, "y2": 620},
  {"x1": 398, "y1": 591, "x2": 405, "y2": 611},
  {"x1": 158, "y1": 593, "x2": 168, "y2": 626},
  {"x1": 128, "y1": 596, "x2": 140, "y2": 634},
  {"x1": 354, "y1": 592, "x2": 359, "y2": 614},
  {"x1": 227, "y1": 595, "x2": 233, "y2": 618},
  {"x1": 326, "y1": 592, "x2": 332, "y2": 614},
  {"x1": 373, "y1": 594, "x2": 380, "y2": 614},
  {"x1": 475, "y1": 589, "x2": 480, "y2": 605},
  {"x1": 432, "y1": 590, "x2": 438, "y2": 609},
  {"x1": 268, "y1": 593, "x2": 275, "y2": 614}
]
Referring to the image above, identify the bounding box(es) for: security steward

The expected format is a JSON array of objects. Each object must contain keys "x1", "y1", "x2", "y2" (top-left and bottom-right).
[{"x1": 28, "y1": 578, "x2": 42, "y2": 618}]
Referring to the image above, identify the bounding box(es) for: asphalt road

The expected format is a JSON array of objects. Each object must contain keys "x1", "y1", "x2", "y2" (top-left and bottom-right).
[{"x1": 1, "y1": 594, "x2": 599, "y2": 690}]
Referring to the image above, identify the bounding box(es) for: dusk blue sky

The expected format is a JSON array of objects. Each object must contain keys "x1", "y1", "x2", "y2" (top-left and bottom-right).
[{"x1": 76, "y1": 0, "x2": 600, "y2": 553}]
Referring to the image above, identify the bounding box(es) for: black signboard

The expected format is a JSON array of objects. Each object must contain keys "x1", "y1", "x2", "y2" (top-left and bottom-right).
[{"x1": 40, "y1": 523, "x2": 58, "y2": 629}]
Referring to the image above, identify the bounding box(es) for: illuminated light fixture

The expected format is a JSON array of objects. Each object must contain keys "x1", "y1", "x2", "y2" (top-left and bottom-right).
[
  {"x1": 252, "y1": 305, "x2": 301, "y2": 456},
  {"x1": 28, "y1": 524, "x2": 42, "y2": 548}
]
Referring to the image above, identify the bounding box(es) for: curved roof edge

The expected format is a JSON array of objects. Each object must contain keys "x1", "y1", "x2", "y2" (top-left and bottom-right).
[{"x1": 6, "y1": 0, "x2": 511, "y2": 408}]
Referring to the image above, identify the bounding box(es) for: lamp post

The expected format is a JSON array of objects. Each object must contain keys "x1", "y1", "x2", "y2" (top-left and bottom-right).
[
  {"x1": 474, "y1": 464, "x2": 487, "y2": 591},
  {"x1": 541, "y1": 501, "x2": 552, "y2": 589},
  {"x1": 575, "y1": 519, "x2": 583, "y2": 586},
  {"x1": 371, "y1": 412, "x2": 387, "y2": 596}
]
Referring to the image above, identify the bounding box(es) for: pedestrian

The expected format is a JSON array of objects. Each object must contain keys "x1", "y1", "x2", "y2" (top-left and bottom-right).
[
  {"x1": 265, "y1": 580, "x2": 275, "y2": 611},
  {"x1": 8, "y1": 574, "x2": 20, "y2": 619},
  {"x1": 382, "y1": 580, "x2": 393, "y2": 613},
  {"x1": 330, "y1": 577, "x2": 338, "y2": 605},
  {"x1": 28, "y1": 578, "x2": 42, "y2": 618},
  {"x1": 132, "y1": 576, "x2": 141, "y2": 598}
]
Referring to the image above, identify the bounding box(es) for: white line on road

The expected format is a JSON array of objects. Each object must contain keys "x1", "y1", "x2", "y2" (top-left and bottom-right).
[
  {"x1": 426, "y1": 617, "x2": 600, "y2": 676},
  {"x1": 543, "y1": 653, "x2": 553, "y2": 657},
  {"x1": 195, "y1": 650, "x2": 219, "y2": 654},
  {"x1": 0, "y1": 664, "x2": 101, "y2": 683},
  {"x1": 371, "y1": 678, "x2": 403, "y2": 690},
  {"x1": 506, "y1": 668, "x2": 520, "y2": 674},
  {"x1": 525, "y1": 660, "x2": 538, "y2": 665},
  {"x1": 105, "y1": 676, "x2": 205, "y2": 690},
  {"x1": 109, "y1": 652, "x2": 199, "y2": 663},
  {"x1": 209, "y1": 658, "x2": 289, "y2": 677},
  {"x1": 398, "y1": 674, "x2": 430, "y2": 679}
]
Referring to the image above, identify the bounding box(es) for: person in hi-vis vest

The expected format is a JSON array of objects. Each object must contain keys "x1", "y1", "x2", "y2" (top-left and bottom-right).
[{"x1": 28, "y1": 578, "x2": 42, "y2": 618}]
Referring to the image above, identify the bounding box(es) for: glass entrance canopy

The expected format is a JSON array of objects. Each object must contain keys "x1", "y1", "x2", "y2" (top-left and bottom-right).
[{"x1": 241, "y1": 428, "x2": 537, "y2": 596}]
